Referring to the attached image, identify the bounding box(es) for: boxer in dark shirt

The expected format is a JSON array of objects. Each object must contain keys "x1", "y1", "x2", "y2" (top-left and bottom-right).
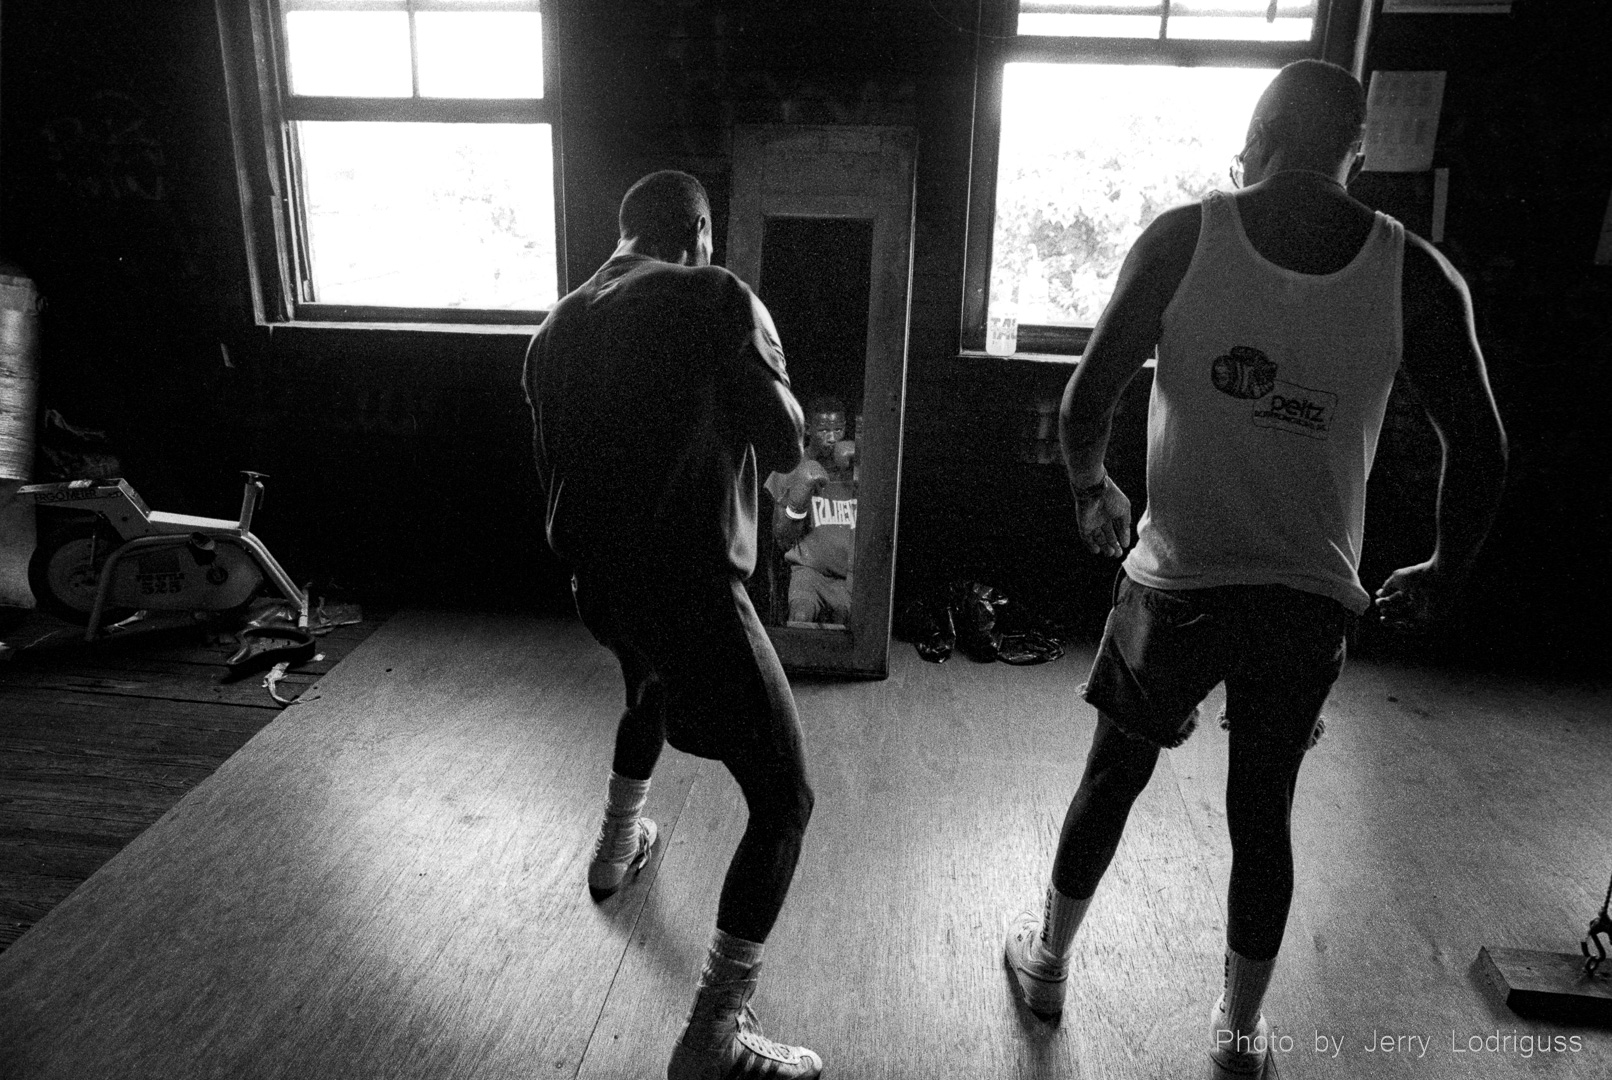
[{"x1": 524, "y1": 170, "x2": 823, "y2": 1080}]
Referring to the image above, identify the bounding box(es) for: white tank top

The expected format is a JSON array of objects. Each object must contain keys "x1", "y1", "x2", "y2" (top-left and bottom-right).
[{"x1": 1123, "y1": 190, "x2": 1404, "y2": 614}]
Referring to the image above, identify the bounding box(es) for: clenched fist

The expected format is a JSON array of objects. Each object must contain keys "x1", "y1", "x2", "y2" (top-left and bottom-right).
[{"x1": 781, "y1": 459, "x2": 830, "y2": 511}]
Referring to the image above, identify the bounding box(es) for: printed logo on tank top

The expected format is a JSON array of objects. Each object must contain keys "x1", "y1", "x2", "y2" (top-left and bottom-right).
[
  {"x1": 1210, "y1": 346, "x2": 1277, "y2": 400},
  {"x1": 1210, "y1": 346, "x2": 1337, "y2": 441},
  {"x1": 811, "y1": 495, "x2": 857, "y2": 528}
]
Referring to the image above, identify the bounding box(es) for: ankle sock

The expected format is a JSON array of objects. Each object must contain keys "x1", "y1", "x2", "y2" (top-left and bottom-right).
[
  {"x1": 1222, "y1": 947, "x2": 1276, "y2": 1033},
  {"x1": 705, "y1": 928, "x2": 765, "y2": 980},
  {"x1": 598, "y1": 772, "x2": 650, "y2": 859},
  {"x1": 606, "y1": 771, "x2": 650, "y2": 816},
  {"x1": 680, "y1": 930, "x2": 765, "y2": 1051},
  {"x1": 1036, "y1": 885, "x2": 1092, "y2": 963}
]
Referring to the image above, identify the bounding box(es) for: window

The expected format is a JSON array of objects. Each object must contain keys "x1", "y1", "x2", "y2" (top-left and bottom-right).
[
  {"x1": 222, "y1": 0, "x2": 562, "y2": 324},
  {"x1": 963, "y1": 1, "x2": 1346, "y2": 355}
]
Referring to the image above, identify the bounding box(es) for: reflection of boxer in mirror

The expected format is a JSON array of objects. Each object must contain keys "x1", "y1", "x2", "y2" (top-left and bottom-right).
[{"x1": 766, "y1": 396, "x2": 856, "y2": 627}]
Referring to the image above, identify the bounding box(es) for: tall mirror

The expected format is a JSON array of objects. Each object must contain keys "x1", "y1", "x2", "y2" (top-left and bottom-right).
[{"x1": 726, "y1": 126, "x2": 915, "y2": 678}]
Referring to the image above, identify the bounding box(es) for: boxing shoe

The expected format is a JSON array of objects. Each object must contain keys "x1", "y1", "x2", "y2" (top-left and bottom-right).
[
  {"x1": 587, "y1": 816, "x2": 657, "y2": 900},
  {"x1": 667, "y1": 1026, "x2": 824, "y2": 1080},
  {"x1": 667, "y1": 966, "x2": 823, "y2": 1080},
  {"x1": 1208, "y1": 993, "x2": 1271, "y2": 1079},
  {"x1": 1003, "y1": 910, "x2": 1068, "y2": 1020}
]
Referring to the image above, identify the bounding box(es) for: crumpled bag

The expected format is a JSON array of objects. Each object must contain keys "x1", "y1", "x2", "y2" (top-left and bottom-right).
[{"x1": 897, "y1": 580, "x2": 1065, "y2": 665}]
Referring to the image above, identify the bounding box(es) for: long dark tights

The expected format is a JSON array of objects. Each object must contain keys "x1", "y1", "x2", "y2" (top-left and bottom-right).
[
  {"x1": 1050, "y1": 713, "x2": 1304, "y2": 963},
  {"x1": 610, "y1": 655, "x2": 813, "y2": 946}
]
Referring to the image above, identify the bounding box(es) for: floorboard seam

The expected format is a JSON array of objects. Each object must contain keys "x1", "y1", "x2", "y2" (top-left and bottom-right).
[{"x1": 572, "y1": 760, "x2": 707, "y2": 1079}]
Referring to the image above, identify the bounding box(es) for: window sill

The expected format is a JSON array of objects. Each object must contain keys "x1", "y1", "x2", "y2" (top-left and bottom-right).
[
  {"x1": 957, "y1": 348, "x2": 1081, "y2": 365},
  {"x1": 267, "y1": 320, "x2": 543, "y2": 336},
  {"x1": 955, "y1": 348, "x2": 1158, "y2": 369}
]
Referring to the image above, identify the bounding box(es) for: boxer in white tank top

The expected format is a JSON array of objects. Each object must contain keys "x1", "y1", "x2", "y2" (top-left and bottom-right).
[{"x1": 1002, "y1": 61, "x2": 1507, "y2": 1080}]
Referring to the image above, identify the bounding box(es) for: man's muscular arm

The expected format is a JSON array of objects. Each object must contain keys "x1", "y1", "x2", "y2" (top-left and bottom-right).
[
  {"x1": 1376, "y1": 235, "x2": 1507, "y2": 627},
  {"x1": 1060, "y1": 204, "x2": 1199, "y2": 557}
]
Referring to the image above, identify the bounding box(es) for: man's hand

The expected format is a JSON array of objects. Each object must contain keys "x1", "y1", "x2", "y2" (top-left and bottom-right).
[
  {"x1": 1374, "y1": 559, "x2": 1456, "y2": 630},
  {"x1": 1075, "y1": 476, "x2": 1132, "y2": 559},
  {"x1": 833, "y1": 439, "x2": 857, "y2": 473},
  {"x1": 782, "y1": 459, "x2": 830, "y2": 511}
]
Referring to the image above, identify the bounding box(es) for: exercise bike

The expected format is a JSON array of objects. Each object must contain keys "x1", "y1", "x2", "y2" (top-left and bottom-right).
[{"x1": 19, "y1": 471, "x2": 308, "y2": 641}]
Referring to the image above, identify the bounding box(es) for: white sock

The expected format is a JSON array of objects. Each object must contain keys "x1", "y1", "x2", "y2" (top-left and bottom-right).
[
  {"x1": 597, "y1": 772, "x2": 650, "y2": 861},
  {"x1": 704, "y1": 927, "x2": 765, "y2": 980},
  {"x1": 1222, "y1": 947, "x2": 1276, "y2": 1033},
  {"x1": 680, "y1": 929, "x2": 765, "y2": 1050},
  {"x1": 1036, "y1": 884, "x2": 1092, "y2": 963}
]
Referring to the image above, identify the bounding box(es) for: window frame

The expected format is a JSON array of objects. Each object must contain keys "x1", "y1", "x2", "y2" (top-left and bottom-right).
[
  {"x1": 219, "y1": 0, "x2": 566, "y2": 326},
  {"x1": 961, "y1": 0, "x2": 1349, "y2": 356}
]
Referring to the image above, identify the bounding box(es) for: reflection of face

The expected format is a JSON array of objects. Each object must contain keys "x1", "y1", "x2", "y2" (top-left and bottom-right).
[{"x1": 809, "y1": 412, "x2": 846, "y2": 458}]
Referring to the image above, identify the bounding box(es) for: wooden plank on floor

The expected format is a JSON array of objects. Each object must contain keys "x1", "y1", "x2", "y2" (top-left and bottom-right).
[
  {"x1": 0, "y1": 722, "x2": 271, "y2": 766},
  {"x1": 0, "y1": 835, "x2": 126, "y2": 879},
  {"x1": 0, "y1": 684, "x2": 290, "y2": 729},
  {"x1": 578, "y1": 647, "x2": 1229, "y2": 1079},
  {"x1": 0, "y1": 806, "x2": 157, "y2": 844},
  {"x1": 0, "y1": 871, "x2": 82, "y2": 930},
  {"x1": 1164, "y1": 661, "x2": 1612, "y2": 1078},
  {"x1": 0, "y1": 610, "x2": 384, "y2": 956},
  {"x1": 0, "y1": 666, "x2": 314, "y2": 710},
  {"x1": 3, "y1": 611, "x2": 1607, "y2": 1080},
  {"x1": 0, "y1": 611, "x2": 700, "y2": 1080}
]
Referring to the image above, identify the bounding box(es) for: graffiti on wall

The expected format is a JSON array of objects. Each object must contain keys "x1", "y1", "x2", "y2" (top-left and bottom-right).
[{"x1": 42, "y1": 90, "x2": 166, "y2": 202}]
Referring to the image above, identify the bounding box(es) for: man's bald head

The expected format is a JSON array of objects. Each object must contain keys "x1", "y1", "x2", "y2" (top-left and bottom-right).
[
  {"x1": 1249, "y1": 60, "x2": 1366, "y2": 173},
  {"x1": 619, "y1": 170, "x2": 712, "y2": 263}
]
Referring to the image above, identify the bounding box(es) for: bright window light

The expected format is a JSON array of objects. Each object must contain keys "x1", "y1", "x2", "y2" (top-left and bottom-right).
[
  {"x1": 295, "y1": 121, "x2": 558, "y2": 310},
  {"x1": 416, "y1": 12, "x2": 544, "y2": 98},
  {"x1": 990, "y1": 63, "x2": 1275, "y2": 327},
  {"x1": 285, "y1": 11, "x2": 412, "y2": 97},
  {"x1": 1169, "y1": 0, "x2": 1314, "y2": 40},
  {"x1": 1017, "y1": 1, "x2": 1314, "y2": 41},
  {"x1": 1018, "y1": 0, "x2": 1162, "y2": 38}
]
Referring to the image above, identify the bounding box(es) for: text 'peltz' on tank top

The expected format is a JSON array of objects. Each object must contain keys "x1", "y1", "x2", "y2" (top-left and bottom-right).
[{"x1": 1123, "y1": 190, "x2": 1405, "y2": 614}]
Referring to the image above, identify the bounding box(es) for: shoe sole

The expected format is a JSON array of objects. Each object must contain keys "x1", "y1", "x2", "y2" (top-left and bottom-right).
[
  {"x1": 1003, "y1": 946, "x2": 1065, "y2": 1020},
  {"x1": 1208, "y1": 1054, "x2": 1269, "y2": 1079},
  {"x1": 667, "y1": 1036, "x2": 823, "y2": 1080},
  {"x1": 1009, "y1": 973, "x2": 1065, "y2": 1021}
]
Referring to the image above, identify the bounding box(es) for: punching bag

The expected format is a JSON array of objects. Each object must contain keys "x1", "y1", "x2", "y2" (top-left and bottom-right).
[{"x1": 0, "y1": 262, "x2": 42, "y2": 614}]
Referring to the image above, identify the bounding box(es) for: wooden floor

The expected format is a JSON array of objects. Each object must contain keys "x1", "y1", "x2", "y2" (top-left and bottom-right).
[
  {"x1": 0, "y1": 604, "x2": 380, "y2": 951},
  {"x1": 0, "y1": 610, "x2": 1607, "y2": 1079}
]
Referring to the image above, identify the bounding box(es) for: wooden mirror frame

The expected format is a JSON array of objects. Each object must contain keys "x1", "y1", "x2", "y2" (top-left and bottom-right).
[{"x1": 726, "y1": 125, "x2": 916, "y2": 679}]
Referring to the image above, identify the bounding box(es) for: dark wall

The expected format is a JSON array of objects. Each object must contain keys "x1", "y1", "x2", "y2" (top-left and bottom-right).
[
  {"x1": 2, "y1": 1, "x2": 1608, "y2": 667},
  {"x1": 1350, "y1": 2, "x2": 1612, "y2": 668}
]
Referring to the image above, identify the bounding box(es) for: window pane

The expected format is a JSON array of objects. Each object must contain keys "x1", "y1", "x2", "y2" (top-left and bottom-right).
[
  {"x1": 295, "y1": 122, "x2": 558, "y2": 310},
  {"x1": 990, "y1": 63, "x2": 1275, "y2": 328},
  {"x1": 284, "y1": 11, "x2": 412, "y2": 97},
  {"x1": 1018, "y1": 13, "x2": 1162, "y2": 37},
  {"x1": 416, "y1": 12, "x2": 544, "y2": 98},
  {"x1": 1018, "y1": 1, "x2": 1162, "y2": 37},
  {"x1": 1169, "y1": 1, "x2": 1314, "y2": 40}
]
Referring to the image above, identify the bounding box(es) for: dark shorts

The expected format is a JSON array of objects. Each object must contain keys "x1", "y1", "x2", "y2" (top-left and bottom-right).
[
  {"x1": 1083, "y1": 573, "x2": 1354, "y2": 754},
  {"x1": 786, "y1": 563, "x2": 851, "y2": 625},
  {"x1": 572, "y1": 568, "x2": 804, "y2": 766}
]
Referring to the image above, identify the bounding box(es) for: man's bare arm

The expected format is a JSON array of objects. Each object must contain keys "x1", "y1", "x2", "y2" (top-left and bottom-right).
[
  {"x1": 1377, "y1": 234, "x2": 1508, "y2": 625},
  {"x1": 1060, "y1": 204, "x2": 1199, "y2": 556}
]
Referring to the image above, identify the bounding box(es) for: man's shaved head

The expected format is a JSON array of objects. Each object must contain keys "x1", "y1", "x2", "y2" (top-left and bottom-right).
[
  {"x1": 619, "y1": 170, "x2": 711, "y2": 256},
  {"x1": 1250, "y1": 60, "x2": 1367, "y2": 171}
]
